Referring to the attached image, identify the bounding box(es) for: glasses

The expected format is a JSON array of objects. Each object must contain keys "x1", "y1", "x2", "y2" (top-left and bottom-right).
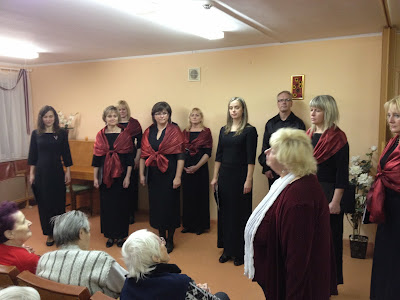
[
  {"x1": 154, "y1": 111, "x2": 168, "y2": 116},
  {"x1": 160, "y1": 237, "x2": 166, "y2": 246},
  {"x1": 277, "y1": 98, "x2": 292, "y2": 103}
]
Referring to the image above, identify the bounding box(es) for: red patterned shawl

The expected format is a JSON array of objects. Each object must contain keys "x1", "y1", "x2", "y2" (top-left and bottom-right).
[
  {"x1": 119, "y1": 117, "x2": 142, "y2": 137},
  {"x1": 183, "y1": 127, "x2": 213, "y2": 156},
  {"x1": 141, "y1": 123, "x2": 184, "y2": 172},
  {"x1": 93, "y1": 127, "x2": 133, "y2": 188}
]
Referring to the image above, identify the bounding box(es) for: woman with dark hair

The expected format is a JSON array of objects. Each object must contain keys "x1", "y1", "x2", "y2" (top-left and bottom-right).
[
  {"x1": 0, "y1": 201, "x2": 39, "y2": 273},
  {"x1": 118, "y1": 100, "x2": 142, "y2": 224},
  {"x1": 28, "y1": 105, "x2": 72, "y2": 246},
  {"x1": 139, "y1": 101, "x2": 184, "y2": 253},
  {"x1": 181, "y1": 108, "x2": 212, "y2": 235},
  {"x1": 308, "y1": 95, "x2": 349, "y2": 286},
  {"x1": 93, "y1": 105, "x2": 133, "y2": 248},
  {"x1": 210, "y1": 97, "x2": 257, "y2": 266}
]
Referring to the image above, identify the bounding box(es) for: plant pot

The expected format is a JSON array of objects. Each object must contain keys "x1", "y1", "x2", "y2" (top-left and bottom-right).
[{"x1": 349, "y1": 234, "x2": 368, "y2": 259}]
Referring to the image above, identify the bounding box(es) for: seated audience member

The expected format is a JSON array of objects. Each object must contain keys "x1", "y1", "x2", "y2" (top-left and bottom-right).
[
  {"x1": 0, "y1": 286, "x2": 40, "y2": 300},
  {"x1": 121, "y1": 229, "x2": 230, "y2": 300},
  {"x1": 0, "y1": 201, "x2": 39, "y2": 273},
  {"x1": 36, "y1": 210, "x2": 127, "y2": 298}
]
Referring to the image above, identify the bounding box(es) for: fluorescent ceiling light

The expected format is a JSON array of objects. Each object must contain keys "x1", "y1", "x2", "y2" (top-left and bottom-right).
[
  {"x1": 0, "y1": 37, "x2": 41, "y2": 59},
  {"x1": 93, "y1": 0, "x2": 239, "y2": 40}
]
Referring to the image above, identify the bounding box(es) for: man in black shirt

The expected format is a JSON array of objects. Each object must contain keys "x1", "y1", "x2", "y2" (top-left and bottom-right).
[{"x1": 258, "y1": 91, "x2": 306, "y2": 187}]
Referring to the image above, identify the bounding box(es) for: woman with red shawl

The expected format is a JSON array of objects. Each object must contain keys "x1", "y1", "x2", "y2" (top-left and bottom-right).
[
  {"x1": 368, "y1": 95, "x2": 400, "y2": 300},
  {"x1": 181, "y1": 108, "x2": 212, "y2": 235},
  {"x1": 139, "y1": 102, "x2": 184, "y2": 253},
  {"x1": 308, "y1": 95, "x2": 349, "y2": 287},
  {"x1": 92, "y1": 106, "x2": 133, "y2": 248}
]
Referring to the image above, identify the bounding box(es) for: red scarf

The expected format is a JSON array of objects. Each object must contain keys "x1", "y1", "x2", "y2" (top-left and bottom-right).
[
  {"x1": 367, "y1": 135, "x2": 400, "y2": 223},
  {"x1": 141, "y1": 123, "x2": 184, "y2": 172},
  {"x1": 119, "y1": 117, "x2": 142, "y2": 137},
  {"x1": 183, "y1": 127, "x2": 213, "y2": 156},
  {"x1": 307, "y1": 126, "x2": 347, "y2": 164},
  {"x1": 93, "y1": 127, "x2": 133, "y2": 188}
]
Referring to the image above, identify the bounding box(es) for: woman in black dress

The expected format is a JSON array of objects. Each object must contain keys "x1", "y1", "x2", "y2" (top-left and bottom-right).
[
  {"x1": 308, "y1": 95, "x2": 349, "y2": 286},
  {"x1": 118, "y1": 100, "x2": 142, "y2": 224},
  {"x1": 210, "y1": 97, "x2": 257, "y2": 266},
  {"x1": 93, "y1": 105, "x2": 133, "y2": 248},
  {"x1": 28, "y1": 105, "x2": 72, "y2": 246},
  {"x1": 182, "y1": 108, "x2": 212, "y2": 235},
  {"x1": 368, "y1": 95, "x2": 400, "y2": 300},
  {"x1": 140, "y1": 102, "x2": 184, "y2": 253}
]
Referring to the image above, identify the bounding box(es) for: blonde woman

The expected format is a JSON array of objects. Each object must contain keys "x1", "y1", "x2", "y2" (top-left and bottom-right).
[
  {"x1": 182, "y1": 108, "x2": 212, "y2": 235},
  {"x1": 211, "y1": 97, "x2": 257, "y2": 266}
]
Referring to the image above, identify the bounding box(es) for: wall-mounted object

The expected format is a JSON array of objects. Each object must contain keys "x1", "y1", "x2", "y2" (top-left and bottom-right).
[
  {"x1": 188, "y1": 68, "x2": 200, "y2": 81},
  {"x1": 291, "y1": 75, "x2": 304, "y2": 99}
]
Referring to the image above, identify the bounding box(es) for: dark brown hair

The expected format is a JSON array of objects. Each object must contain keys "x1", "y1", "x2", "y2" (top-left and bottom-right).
[
  {"x1": 0, "y1": 201, "x2": 19, "y2": 243},
  {"x1": 151, "y1": 102, "x2": 172, "y2": 124},
  {"x1": 36, "y1": 105, "x2": 60, "y2": 134}
]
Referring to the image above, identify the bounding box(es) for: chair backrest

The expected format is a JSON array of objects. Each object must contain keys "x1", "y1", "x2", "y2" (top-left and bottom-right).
[
  {"x1": 89, "y1": 291, "x2": 115, "y2": 300},
  {"x1": 0, "y1": 265, "x2": 19, "y2": 287},
  {"x1": 17, "y1": 271, "x2": 91, "y2": 300}
]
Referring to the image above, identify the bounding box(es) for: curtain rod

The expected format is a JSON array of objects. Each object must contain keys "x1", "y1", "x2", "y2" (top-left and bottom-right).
[{"x1": 0, "y1": 67, "x2": 32, "y2": 72}]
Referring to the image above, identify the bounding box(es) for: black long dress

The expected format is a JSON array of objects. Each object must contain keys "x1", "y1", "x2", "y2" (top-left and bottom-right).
[
  {"x1": 92, "y1": 133, "x2": 133, "y2": 239},
  {"x1": 146, "y1": 126, "x2": 184, "y2": 230},
  {"x1": 28, "y1": 129, "x2": 72, "y2": 236},
  {"x1": 370, "y1": 140, "x2": 400, "y2": 300},
  {"x1": 312, "y1": 133, "x2": 349, "y2": 285},
  {"x1": 182, "y1": 132, "x2": 211, "y2": 232},
  {"x1": 119, "y1": 121, "x2": 142, "y2": 219},
  {"x1": 215, "y1": 125, "x2": 257, "y2": 258}
]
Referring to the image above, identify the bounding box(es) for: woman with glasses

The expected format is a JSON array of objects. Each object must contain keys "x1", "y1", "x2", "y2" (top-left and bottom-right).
[
  {"x1": 211, "y1": 97, "x2": 257, "y2": 266},
  {"x1": 140, "y1": 102, "x2": 184, "y2": 253}
]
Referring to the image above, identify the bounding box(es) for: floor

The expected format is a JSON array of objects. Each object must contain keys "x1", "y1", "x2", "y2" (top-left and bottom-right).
[{"x1": 21, "y1": 204, "x2": 373, "y2": 300}]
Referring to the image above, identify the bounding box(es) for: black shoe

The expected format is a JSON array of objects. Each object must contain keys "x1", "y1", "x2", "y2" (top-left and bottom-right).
[
  {"x1": 234, "y1": 257, "x2": 244, "y2": 266},
  {"x1": 46, "y1": 239, "x2": 55, "y2": 247},
  {"x1": 219, "y1": 253, "x2": 231, "y2": 263},
  {"x1": 181, "y1": 228, "x2": 190, "y2": 233},
  {"x1": 166, "y1": 240, "x2": 174, "y2": 253},
  {"x1": 196, "y1": 230, "x2": 204, "y2": 235},
  {"x1": 106, "y1": 238, "x2": 114, "y2": 248},
  {"x1": 129, "y1": 215, "x2": 135, "y2": 225},
  {"x1": 117, "y1": 239, "x2": 125, "y2": 247}
]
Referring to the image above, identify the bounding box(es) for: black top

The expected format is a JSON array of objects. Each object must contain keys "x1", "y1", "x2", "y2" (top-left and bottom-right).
[
  {"x1": 215, "y1": 125, "x2": 258, "y2": 166},
  {"x1": 312, "y1": 133, "x2": 349, "y2": 188},
  {"x1": 92, "y1": 133, "x2": 134, "y2": 167},
  {"x1": 258, "y1": 112, "x2": 306, "y2": 173}
]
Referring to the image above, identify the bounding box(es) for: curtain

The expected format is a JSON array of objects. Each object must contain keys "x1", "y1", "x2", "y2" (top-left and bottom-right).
[{"x1": 0, "y1": 69, "x2": 33, "y2": 162}]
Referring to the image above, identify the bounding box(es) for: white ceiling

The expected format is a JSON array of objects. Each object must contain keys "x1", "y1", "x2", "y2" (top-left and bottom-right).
[{"x1": 0, "y1": 0, "x2": 398, "y2": 66}]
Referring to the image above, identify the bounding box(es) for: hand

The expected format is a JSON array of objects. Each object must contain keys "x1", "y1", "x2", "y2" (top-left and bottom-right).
[
  {"x1": 210, "y1": 178, "x2": 218, "y2": 191},
  {"x1": 64, "y1": 172, "x2": 71, "y2": 184},
  {"x1": 93, "y1": 178, "x2": 99, "y2": 189},
  {"x1": 197, "y1": 283, "x2": 211, "y2": 293},
  {"x1": 329, "y1": 201, "x2": 341, "y2": 214},
  {"x1": 22, "y1": 244, "x2": 35, "y2": 254},
  {"x1": 243, "y1": 179, "x2": 252, "y2": 194},
  {"x1": 265, "y1": 170, "x2": 274, "y2": 179},
  {"x1": 29, "y1": 174, "x2": 35, "y2": 185},
  {"x1": 184, "y1": 165, "x2": 198, "y2": 174},
  {"x1": 173, "y1": 177, "x2": 181, "y2": 189},
  {"x1": 134, "y1": 158, "x2": 140, "y2": 170},
  {"x1": 140, "y1": 175, "x2": 146, "y2": 186},
  {"x1": 123, "y1": 176, "x2": 130, "y2": 188}
]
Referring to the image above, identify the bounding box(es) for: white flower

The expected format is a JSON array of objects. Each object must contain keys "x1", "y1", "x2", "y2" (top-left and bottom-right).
[
  {"x1": 358, "y1": 173, "x2": 374, "y2": 187},
  {"x1": 370, "y1": 146, "x2": 377, "y2": 152},
  {"x1": 349, "y1": 165, "x2": 362, "y2": 176},
  {"x1": 351, "y1": 156, "x2": 360, "y2": 165}
]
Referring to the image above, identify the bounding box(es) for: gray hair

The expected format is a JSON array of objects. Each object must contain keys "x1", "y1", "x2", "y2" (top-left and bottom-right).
[
  {"x1": 0, "y1": 286, "x2": 40, "y2": 300},
  {"x1": 309, "y1": 95, "x2": 339, "y2": 132},
  {"x1": 51, "y1": 210, "x2": 90, "y2": 247},
  {"x1": 121, "y1": 229, "x2": 162, "y2": 282}
]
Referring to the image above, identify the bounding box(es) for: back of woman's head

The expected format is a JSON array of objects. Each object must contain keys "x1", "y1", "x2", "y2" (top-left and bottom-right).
[
  {"x1": 52, "y1": 210, "x2": 90, "y2": 247},
  {"x1": 0, "y1": 201, "x2": 19, "y2": 244},
  {"x1": 309, "y1": 95, "x2": 339, "y2": 131},
  {"x1": 270, "y1": 128, "x2": 317, "y2": 177},
  {"x1": 0, "y1": 286, "x2": 40, "y2": 300},
  {"x1": 122, "y1": 229, "x2": 162, "y2": 281}
]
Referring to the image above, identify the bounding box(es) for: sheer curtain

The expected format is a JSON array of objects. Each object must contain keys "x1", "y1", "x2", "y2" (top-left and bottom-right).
[{"x1": 0, "y1": 69, "x2": 33, "y2": 162}]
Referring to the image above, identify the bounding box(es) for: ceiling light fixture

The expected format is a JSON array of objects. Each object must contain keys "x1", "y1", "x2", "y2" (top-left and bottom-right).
[
  {"x1": 0, "y1": 37, "x2": 41, "y2": 59},
  {"x1": 93, "y1": 0, "x2": 240, "y2": 40}
]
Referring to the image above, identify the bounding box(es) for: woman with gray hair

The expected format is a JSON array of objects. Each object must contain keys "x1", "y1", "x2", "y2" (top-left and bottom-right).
[
  {"x1": 0, "y1": 286, "x2": 40, "y2": 300},
  {"x1": 120, "y1": 229, "x2": 229, "y2": 300},
  {"x1": 244, "y1": 128, "x2": 337, "y2": 299},
  {"x1": 36, "y1": 210, "x2": 127, "y2": 298}
]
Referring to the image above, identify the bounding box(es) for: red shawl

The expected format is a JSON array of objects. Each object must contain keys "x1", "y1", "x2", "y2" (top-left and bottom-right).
[
  {"x1": 141, "y1": 123, "x2": 184, "y2": 172},
  {"x1": 93, "y1": 127, "x2": 133, "y2": 188},
  {"x1": 183, "y1": 127, "x2": 213, "y2": 156},
  {"x1": 119, "y1": 117, "x2": 142, "y2": 137},
  {"x1": 307, "y1": 126, "x2": 347, "y2": 164},
  {"x1": 367, "y1": 135, "x2": 400, "y2": 223}
]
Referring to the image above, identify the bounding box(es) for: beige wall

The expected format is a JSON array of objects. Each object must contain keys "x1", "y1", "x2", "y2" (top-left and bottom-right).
[{"x1": 28, "y1": 35, "x2": 382, "y2": 239}]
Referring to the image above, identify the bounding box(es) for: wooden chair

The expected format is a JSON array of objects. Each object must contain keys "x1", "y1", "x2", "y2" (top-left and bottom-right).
[
  {"x1": 0, "y1": 265, "x2": 19, "y2": 287},
  {"x1": 17, "y1": 271, "x2": 91, "y2": 300},
  {"x1": 66, "y1": 181, "x2": 94, "y2": 215},
  {"x1": 89, "y1": 291, "x2": 115, "y2": 300}
]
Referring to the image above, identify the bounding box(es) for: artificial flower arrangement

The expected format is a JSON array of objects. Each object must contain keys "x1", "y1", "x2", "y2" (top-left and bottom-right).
[{"x1": 58, "y1": 111, "x2": 78, "y2": 130}]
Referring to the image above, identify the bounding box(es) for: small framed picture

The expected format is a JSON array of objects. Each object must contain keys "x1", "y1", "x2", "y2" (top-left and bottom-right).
[{"x1": 291, "y1": 75, "x2": 305, "y2": 100}]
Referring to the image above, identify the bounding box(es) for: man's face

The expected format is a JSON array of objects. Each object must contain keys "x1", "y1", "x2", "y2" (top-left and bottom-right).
[{"x1": 277, "y1": 93, "x2": 293, "y2": 113}]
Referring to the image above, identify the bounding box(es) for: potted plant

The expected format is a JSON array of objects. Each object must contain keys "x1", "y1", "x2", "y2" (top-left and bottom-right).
[
  {"x1": 58, "y1": 111, "x2": 78, "y2": 130},
  {"x1": 346, "y1": 146, "x2": 377, "y2": 259}
]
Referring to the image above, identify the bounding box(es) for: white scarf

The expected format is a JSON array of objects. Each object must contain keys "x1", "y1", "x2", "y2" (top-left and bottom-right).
[{"x1": 244, "y1": 173, "x2": 295, "y2": 279}]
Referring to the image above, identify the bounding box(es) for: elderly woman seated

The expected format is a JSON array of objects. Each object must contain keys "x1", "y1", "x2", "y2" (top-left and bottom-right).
[
  {"x1": 36, "y1": 210, "x2": 127, "y2": 298},
  {"x1": 0, "y1": 201, "x2": 39, "y2": 273},
  {"x1": 120, "y1": 229, "x2": 229, "y2": 300}
]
